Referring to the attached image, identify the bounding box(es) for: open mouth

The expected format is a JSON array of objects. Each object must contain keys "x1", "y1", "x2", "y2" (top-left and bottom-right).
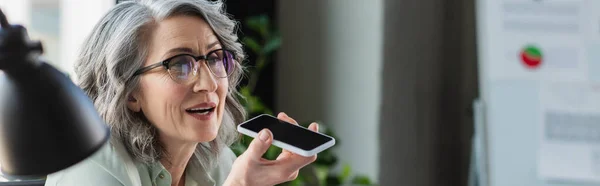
[{"x1": 185, "y1": 106, "x2": 216, "y2": 115}]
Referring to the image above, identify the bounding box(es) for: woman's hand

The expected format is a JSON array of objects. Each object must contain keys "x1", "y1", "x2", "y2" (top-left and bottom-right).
[{"x1": 224, "y1": 112, "x2": 318, "y2": 186}]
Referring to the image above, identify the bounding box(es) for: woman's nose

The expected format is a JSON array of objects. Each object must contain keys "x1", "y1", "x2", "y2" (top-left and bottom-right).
[{"x1": 192, "y1": 61, "x2": 218, "y2": 93}]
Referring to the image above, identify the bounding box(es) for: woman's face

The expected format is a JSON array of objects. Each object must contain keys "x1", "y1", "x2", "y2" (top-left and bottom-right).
[{"x1": 128, "y1": 15, "x2": 228, "y2": 143}]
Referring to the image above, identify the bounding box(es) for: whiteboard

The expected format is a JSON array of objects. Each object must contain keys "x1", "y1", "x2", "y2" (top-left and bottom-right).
[{"x1": 476, "y1": 0, "x2": 600, "y2": 185}]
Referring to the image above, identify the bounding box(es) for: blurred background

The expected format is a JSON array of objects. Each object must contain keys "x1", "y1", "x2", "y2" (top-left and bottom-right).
[
  {"x1": 6, "y1": 0, "x2": 596, "y2": 186},
  {"x1": 0, "y1": 0, "x2": 476, "y2": 185}
]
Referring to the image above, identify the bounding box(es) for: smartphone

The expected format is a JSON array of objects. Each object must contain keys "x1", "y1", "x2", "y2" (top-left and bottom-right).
[{"x1": 237, "y1": 114, "x2": 336, "y2": 157}]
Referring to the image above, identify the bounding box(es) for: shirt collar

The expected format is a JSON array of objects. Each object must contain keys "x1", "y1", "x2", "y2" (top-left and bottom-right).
[
  {"x1": 148, "y1": 161, "x2": 165, "y2": 182},
  {"x1": 185, "y1": 156, "x2": 215, "y2": 186},
  {"x1": 148, "y1": 155, "x2": 216, "y2": 186}
]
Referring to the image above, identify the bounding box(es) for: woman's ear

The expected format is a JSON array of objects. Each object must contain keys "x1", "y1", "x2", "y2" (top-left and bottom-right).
[{"x1": 126, "y1": 93, "x2": 142, "y2": 112}]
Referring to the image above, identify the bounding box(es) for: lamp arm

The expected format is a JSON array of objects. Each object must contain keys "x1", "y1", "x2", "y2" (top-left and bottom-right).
[
  {"x1": 0, "y1": 8, "x2": 43, "y2": 71},
  {"x1": 0, "y1": 8, "x2": 8, "y2": 28}
]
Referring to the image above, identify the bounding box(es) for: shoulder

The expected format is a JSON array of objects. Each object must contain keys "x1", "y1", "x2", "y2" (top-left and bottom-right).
[
  {"x1": 220, "y1": 146, "x2": 237, "y2": 165},
  {"x1": 45, "y1": 140, "x2": 137, "y2": 186},
  {"x1": 209, "y1": 147, "x2": 238, "y2": 185}
]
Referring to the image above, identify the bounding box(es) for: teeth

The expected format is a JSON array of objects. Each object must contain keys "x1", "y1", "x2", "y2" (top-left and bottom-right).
[
  {"x1": 196, "y1": 110, "x2": 210, "y2": 115},
  {"x1": 186, "y1": 107, "x2": 215, "y2": 114},
  {"x1": 189, "y1": 107, "x2": 212, "y2": 111}
]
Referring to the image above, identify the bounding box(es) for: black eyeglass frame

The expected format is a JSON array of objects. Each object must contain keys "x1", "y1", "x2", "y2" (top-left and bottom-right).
[{"x1": 131, "y1": 48, "x2": 236, "y2": 80}]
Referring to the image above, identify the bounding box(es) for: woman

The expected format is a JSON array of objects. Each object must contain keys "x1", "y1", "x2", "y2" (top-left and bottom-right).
[{"x1": 44, "y1": 0, "x2": 318, "y2": 185}]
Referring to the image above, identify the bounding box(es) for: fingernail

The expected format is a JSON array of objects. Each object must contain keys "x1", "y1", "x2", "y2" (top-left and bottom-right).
[
  {"x1": 259, "y1": 129, "x2": 270, "y2": 142},
  {"x1": 281, "y1": 112, "x2": 288, "y2": 117}
]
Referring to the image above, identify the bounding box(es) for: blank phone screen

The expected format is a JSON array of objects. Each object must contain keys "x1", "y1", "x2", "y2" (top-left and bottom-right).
[{"x1": 240, "y1": 115, "x2": 333, "y2": 150}]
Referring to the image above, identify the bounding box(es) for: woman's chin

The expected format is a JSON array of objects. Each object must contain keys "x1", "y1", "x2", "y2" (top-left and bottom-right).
[
  {"x1": 195, "y1": 131, "x2": 218, "y2": 142},
  {"x1": 188, "y1": 122, "x2": 219, "y2": 142},
  {"x1": 182, "y1": 112, "x2": 221, "y2": 142}
]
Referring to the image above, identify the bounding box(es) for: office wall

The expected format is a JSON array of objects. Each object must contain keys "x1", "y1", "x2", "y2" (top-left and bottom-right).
[
  {"x1": 60, "y1": 0, "x2": 114, "y2": 78},
  {"x1": 277, "y1": 0, "x2": 383, "y2": 181},
  {"x1": 0, "y1": 0, "x2": 31, "y2": 27},
  {"x1": 379, "y1": 0, "x2": 477, "y2": 185}
]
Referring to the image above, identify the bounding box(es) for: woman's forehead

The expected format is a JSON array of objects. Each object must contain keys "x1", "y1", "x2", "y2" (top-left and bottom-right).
[{"x1": 150, "y1": 15, "x2": 220, "y2": 55}]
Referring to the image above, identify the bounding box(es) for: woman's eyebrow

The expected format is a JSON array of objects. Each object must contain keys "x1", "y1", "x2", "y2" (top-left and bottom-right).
[
  {"x1": 206, "y1": 41, "x2": 220, "y2": 49},
  {"x1": 164, "y1": 41, "x2": 220, "y2": 57},
  {"x1": 166, "y1": 47, "x2": 194, "y2": 54}
]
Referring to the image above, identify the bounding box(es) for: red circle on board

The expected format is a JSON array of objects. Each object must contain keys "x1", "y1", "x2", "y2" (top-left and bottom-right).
[{"x1": 520, "y1": 51, "x2": 542, "y2": 69}]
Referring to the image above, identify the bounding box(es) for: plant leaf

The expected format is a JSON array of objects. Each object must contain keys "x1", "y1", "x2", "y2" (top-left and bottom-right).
[
  {"x1": 340, "y1": 164, "x2": 352, "y2": 183},
  {"x1": 230, "y1": 142, "x2": 246, "y2": 156},
  {"x1": 238, "y1": 87, "x2": 268, "y2": 115},
  {"x1": 243, "y1": 37, "x2": 261, "y2": 54},
  {"x1": 238, "y1": 86, "x2": 251, "y2": 100},
  {"x1": 315, "y1": 149, "x2": 337, "y2": 166},
  {"x1": 258, "y1": 15, "x2": 270, "y2": 37},
  {"x1": 286, "y1": 179, "x2": 302, "y2": 186},
  {"x1": 245, "y1": 16, "x2": 261, "y2": 33},
  {"x1": 264, "y1": 145, "x2": 281, "y2": 160},
  {"x1": 298, "y1": 165, "x2": 319, "y2": 185},
  {"x1": 326, "y1": 175, "x2": 342, "y2": 185},
  {"x1": 351, "y1": 175, "x2": 373, "y2": 185},
  {"x1": 246, "y1": 14, "x2": 270, "y2": 38},
  {"x1": 314, "y1": 165, "x2": 329, "y2": 186},
  {"x1": 262, "y1": 36, "x2": 281, "y2": 55},
  {"x1": 256, "y1": 57, "x2": 267, "y2": 70}
]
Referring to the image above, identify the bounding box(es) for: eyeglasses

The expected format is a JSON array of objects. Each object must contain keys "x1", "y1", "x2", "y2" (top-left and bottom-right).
[{"x1": 131, "y1": 48, "x2": 236, "y2": 84}]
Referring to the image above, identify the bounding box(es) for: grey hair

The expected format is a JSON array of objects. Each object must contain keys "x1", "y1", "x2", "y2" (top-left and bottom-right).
[{"x1": 74, "y1": 0, "x2": 246, "y2": 169}]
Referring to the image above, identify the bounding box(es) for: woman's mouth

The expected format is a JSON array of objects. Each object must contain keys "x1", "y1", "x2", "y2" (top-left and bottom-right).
[
  {"x1": 185, "y1": 103, "x2": 217, "y2": 120},
  {"x1": 185, "y1": 107, "x2": 215, "y2": 115}
]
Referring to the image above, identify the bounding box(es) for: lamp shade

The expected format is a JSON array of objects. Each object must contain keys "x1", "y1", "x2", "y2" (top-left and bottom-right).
[{"x1": 0, "y1": 24, "x2": 109, "y2": 176}]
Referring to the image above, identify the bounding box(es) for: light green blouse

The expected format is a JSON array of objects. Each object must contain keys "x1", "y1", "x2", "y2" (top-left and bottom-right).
[{"x1": 44, "y1": 139, "x2": 236, "y2": 186}]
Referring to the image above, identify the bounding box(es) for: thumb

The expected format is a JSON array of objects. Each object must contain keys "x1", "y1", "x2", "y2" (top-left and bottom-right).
[{"x1": 245, "y1": 129, "x2": 273, "y2": 160}]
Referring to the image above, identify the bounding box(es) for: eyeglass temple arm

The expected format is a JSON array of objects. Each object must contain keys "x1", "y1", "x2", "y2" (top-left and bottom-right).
[{"x1": 132, "y1": 62, "x2": 166, "y2": 76}]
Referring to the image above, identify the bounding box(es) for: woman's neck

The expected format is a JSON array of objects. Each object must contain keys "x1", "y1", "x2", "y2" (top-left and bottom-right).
[{"x1": 159, "y1": 134, "x2": 198, "y2": 186}]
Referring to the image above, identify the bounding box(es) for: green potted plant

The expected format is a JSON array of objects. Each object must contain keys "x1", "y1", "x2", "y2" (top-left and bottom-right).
[{"x1": 231, "y1": 14, "x2": 376, "y2": 186}]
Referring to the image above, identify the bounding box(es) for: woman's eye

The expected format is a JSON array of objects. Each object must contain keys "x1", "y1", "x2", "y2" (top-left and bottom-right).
[
  {"x1": 207, "y1": 58, "x2": 220, "y2": 64},
  {"x1": 169, "y1": 56, "x2": 193, "y2": 70},
  {"x1": 206, "y1": 54, "x2": 221, "y2": 64}
]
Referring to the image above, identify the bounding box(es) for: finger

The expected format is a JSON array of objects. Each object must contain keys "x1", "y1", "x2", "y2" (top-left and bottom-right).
[
  {"x1": 280, "y1": 148, "x2": 294, "y2": 159},
  {"x1": 288, "y1": 170, "x2": 299, "y2": 181},
  {"x1": 273, "y1": 146, "x2": 317, "y2": 165},
  {"x1": 275, "y1": 148, "x2": 318, "y2": 163},
  {"x1": 270, "y1": 155, "x2": 317, "y2": 178},
  {"x1": 244, "y1": 129, "x2": 273, "y2": 161},
  {"x1": 277, "y1": 112, "x2": 298, "y2": 125},
  {"x1": 276, "y1": 150, "x2": 292, "y2": 160},
  {"x1": 308, "y1": 122, "x2": 319, "y2": 132}
]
